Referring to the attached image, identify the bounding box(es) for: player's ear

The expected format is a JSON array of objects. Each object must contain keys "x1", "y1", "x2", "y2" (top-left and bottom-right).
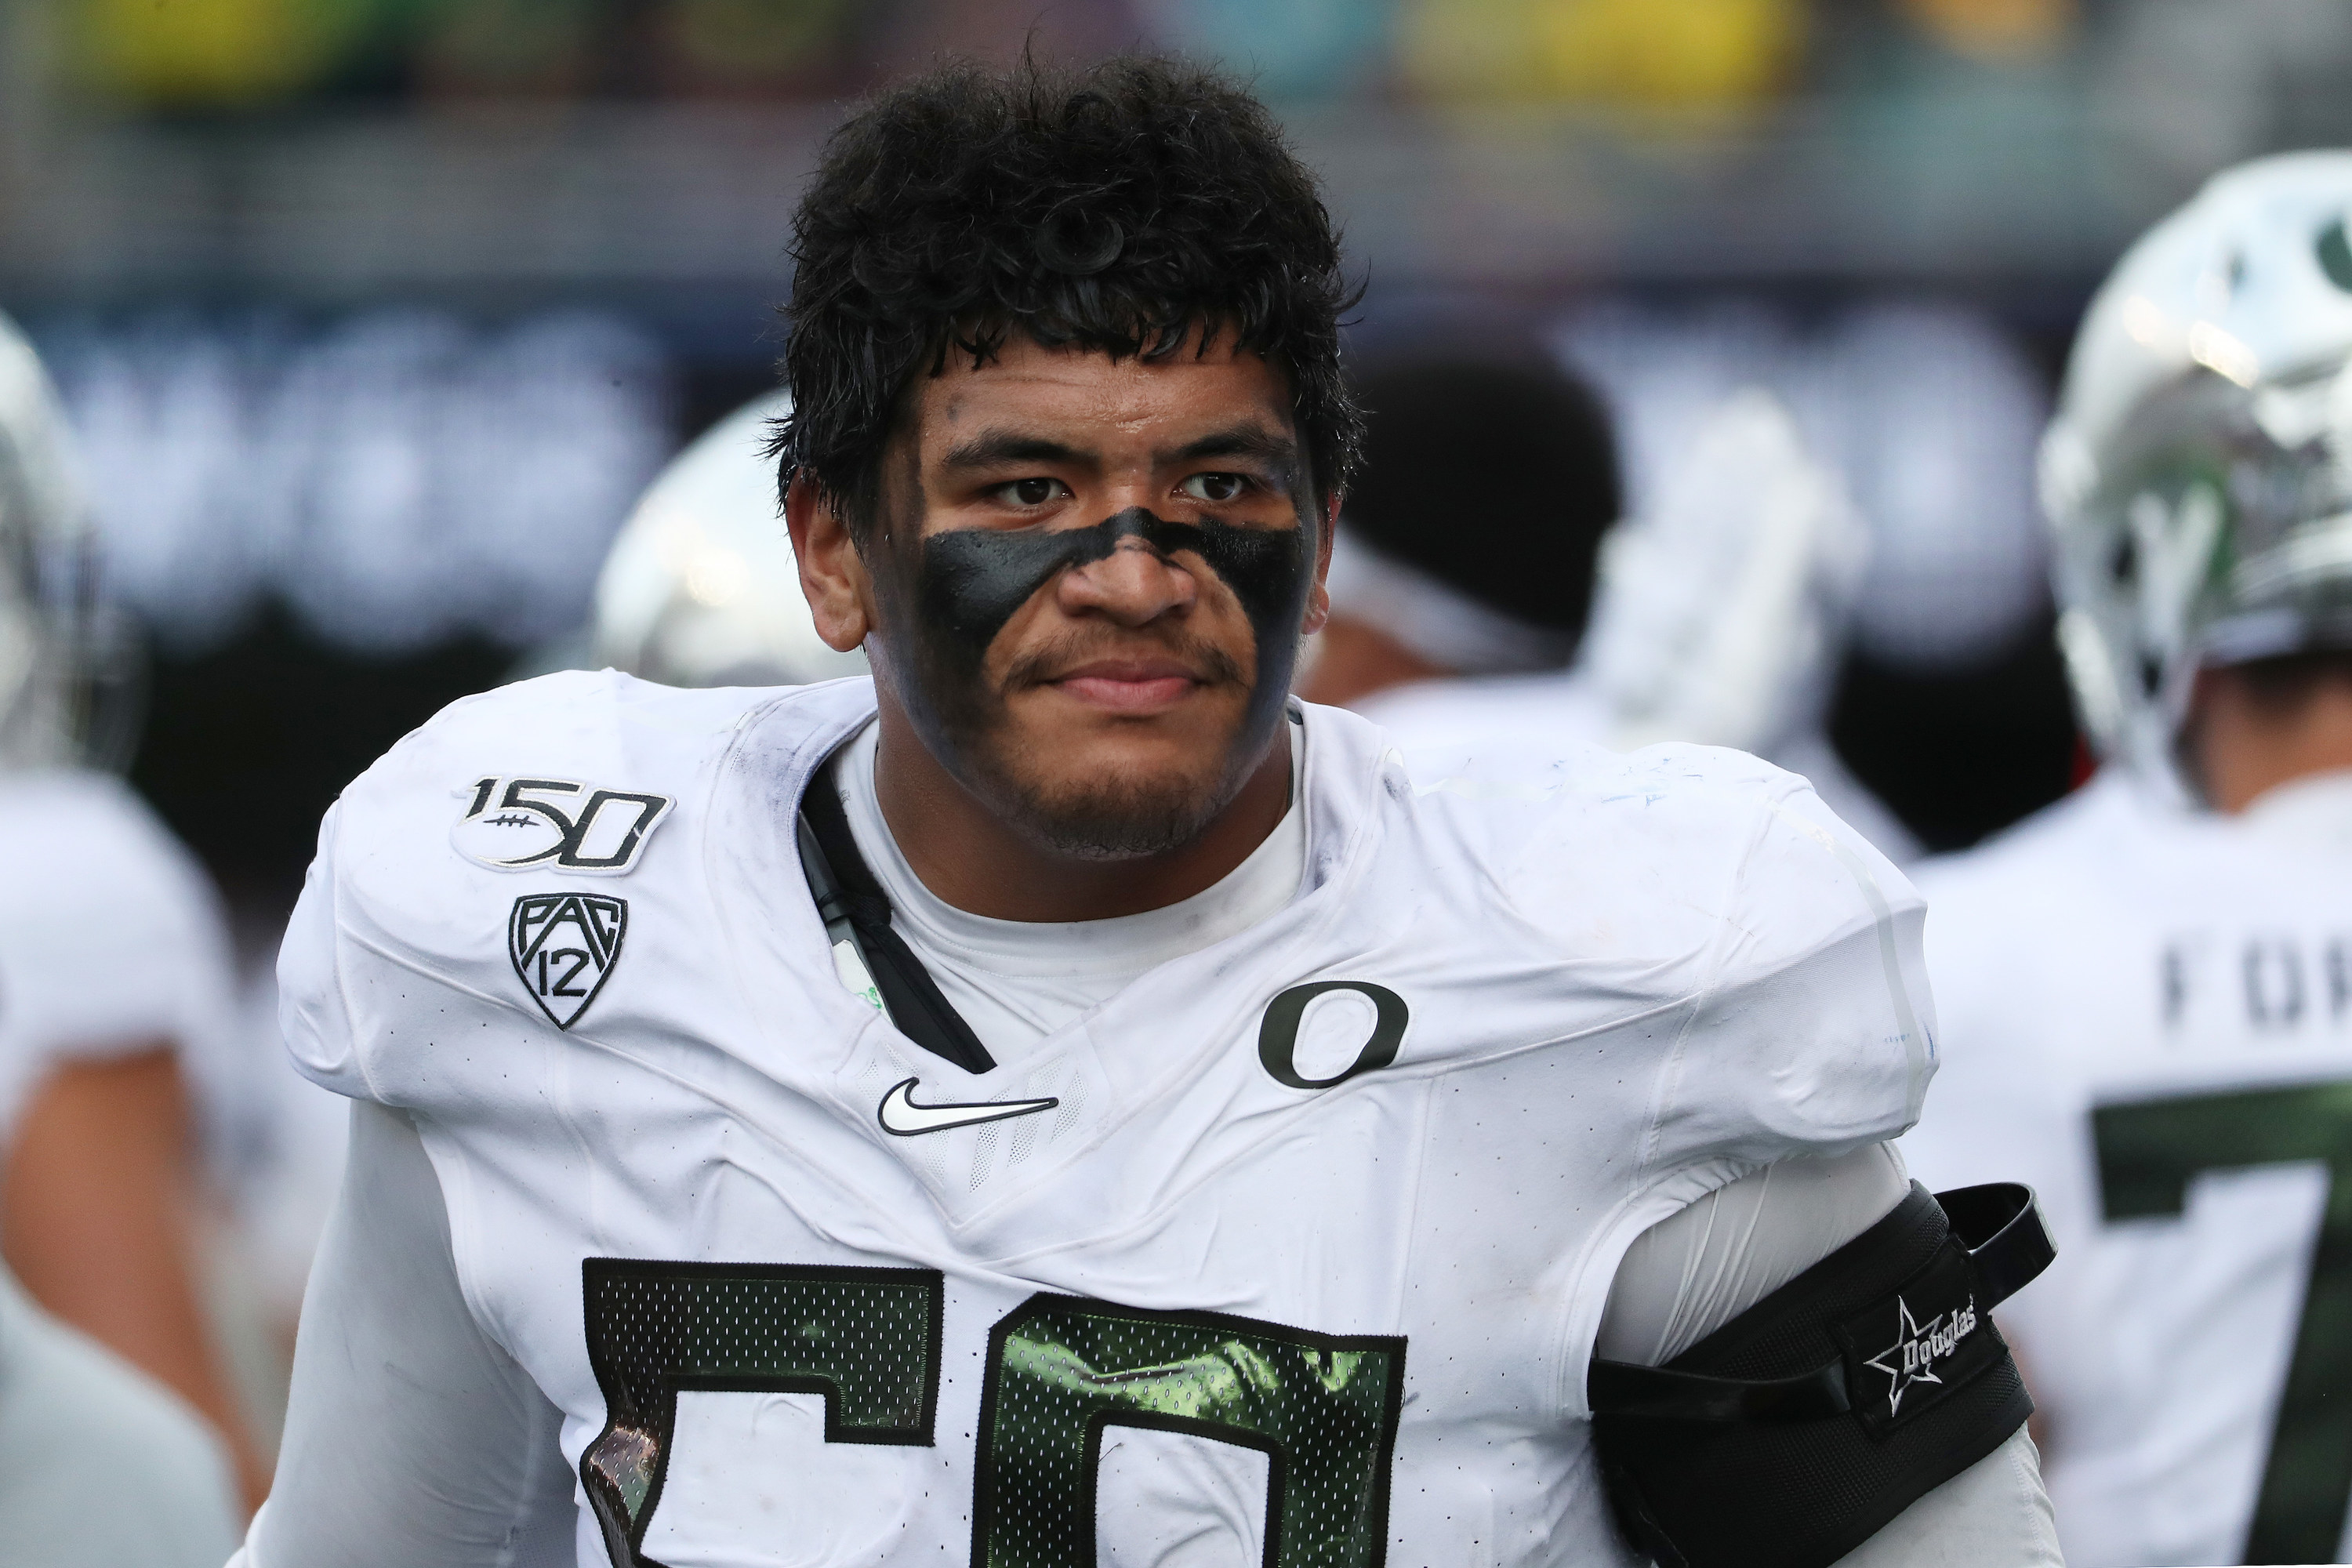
[
  {"x1": 787, "y1": 470, "x2": 874, "y2": 653},
  {"x1": 1301, "y1": 489, "x2": 1340, "y2": 637}
]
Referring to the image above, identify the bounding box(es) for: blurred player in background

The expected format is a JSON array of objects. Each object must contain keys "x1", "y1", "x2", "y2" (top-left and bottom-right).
[
  {"x1": 1308, "y1": 343, "x2": 1917, "y2": 862},
  {"x1": 1297, "y1": 348, "x2": 1616, "y2": 715},
  {"x1": 0, "y1": 314, "x2": 248, "y2": 1554},
  {"x1": 1903, "y1": 152, "x2": 2352, "y2": 1566},
  {"x1": 592, "y1": 389, "x2": 869, "y2": 691}
]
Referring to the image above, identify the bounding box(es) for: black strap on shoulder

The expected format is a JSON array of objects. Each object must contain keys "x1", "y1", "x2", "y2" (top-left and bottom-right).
[
  {"x1": 796, "y1": 758, "x2": 995, "y2": 1075},
  {"x1": 1940, "y1": 1181, "x2": 2057, "y2": 1306},
  {"x1": 1588, "y1": 1181, "x2": 2053, "y2": 1568}
]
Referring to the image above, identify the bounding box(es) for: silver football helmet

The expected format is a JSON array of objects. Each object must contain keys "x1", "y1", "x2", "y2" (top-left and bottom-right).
[
  {"x1": 0, "y1": 313, "x2": 132, "y2": 771},
  {"x1": 2045, "y1": 151, "x2": 2352, "y2": 799},
  {"x1": 592, "y1": 390, "x2": 869, "y2": 688}
]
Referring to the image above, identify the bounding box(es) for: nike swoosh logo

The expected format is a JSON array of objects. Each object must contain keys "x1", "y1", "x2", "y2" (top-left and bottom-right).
[{"x1": 877, "y1": 1077, "x2": 1058, "y2": 1137}]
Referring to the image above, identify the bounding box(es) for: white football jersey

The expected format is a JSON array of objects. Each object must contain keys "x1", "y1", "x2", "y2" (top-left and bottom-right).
[
  {"x1": 1903, "y1": 767, "x2": 2352, "y2": 1567},
  {"x1": 280, "y1": 670, "x2": 1933, "y2": 1568},
  {"x1": 0, "y1": 768, "x2": 236, "y2": 1147}
]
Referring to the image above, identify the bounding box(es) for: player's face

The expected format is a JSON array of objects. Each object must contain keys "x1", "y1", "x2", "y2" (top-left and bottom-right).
[{"x1": 857, "y1": 333, "x2": 1328, "y2": 858}]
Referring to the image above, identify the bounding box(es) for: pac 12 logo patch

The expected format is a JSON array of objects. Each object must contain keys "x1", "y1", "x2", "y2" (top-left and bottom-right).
[
  {"x1": 456, "y1": 777, "x2": 672, "y2": 874},
  {"x1": 510, "y1": 893, "x2": 627, "y2": 1030}
]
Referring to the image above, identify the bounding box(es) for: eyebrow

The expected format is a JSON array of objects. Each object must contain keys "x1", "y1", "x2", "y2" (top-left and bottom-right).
[
  {"x1": 934, "y1": 423, "x2": 1301, "y2": 482},
  {"x1": 1162, "y1": 425, "x2": 1301, "y2": 481},
  {"x1": 936, "y1": 432, "x2": 1102, "y2": 474}
]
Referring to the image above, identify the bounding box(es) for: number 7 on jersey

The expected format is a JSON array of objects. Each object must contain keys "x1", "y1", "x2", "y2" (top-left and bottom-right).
[{"x1": 2097, "y1": 1082, "x2": 2352, "y2": 1564}]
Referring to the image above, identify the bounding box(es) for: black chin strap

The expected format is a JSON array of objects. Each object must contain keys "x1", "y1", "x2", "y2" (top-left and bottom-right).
[{"x1": 796, "y1": 757, "x2": 996, "y2": 1075}]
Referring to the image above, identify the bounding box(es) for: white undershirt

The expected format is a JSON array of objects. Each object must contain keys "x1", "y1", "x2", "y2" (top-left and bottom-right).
[{"x1": 831, "y1": 720, "x2": 1308, "y2": 1066}]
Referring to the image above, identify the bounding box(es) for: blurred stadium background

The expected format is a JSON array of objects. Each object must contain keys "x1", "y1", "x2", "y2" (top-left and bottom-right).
[
  {"x1": 9, "y1": 0, "x2": 2352, "y2": 1053},
  {"x1": 12, "y1": 0, "x2": 2352, "y2": 1457}
]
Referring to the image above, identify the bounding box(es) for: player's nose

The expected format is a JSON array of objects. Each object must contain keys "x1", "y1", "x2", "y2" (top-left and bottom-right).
[{"x1": 1055, "y1": 538, "x2": 1197, "y2": 627}]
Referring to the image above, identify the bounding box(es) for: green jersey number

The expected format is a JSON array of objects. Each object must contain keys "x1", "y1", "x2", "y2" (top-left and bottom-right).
[
  {"x1": 579, "y1": 1261, "x2": 943, "y2": 1566},
  {"x1": 581, "y1": 1261, "x2": 1409, "y2": 1568},
  {"x1": 2096, "y1": 1081, "x2": 2352, "y2": 1563}
]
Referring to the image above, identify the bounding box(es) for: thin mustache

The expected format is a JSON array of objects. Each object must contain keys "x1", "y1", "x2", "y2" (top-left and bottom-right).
[{"x1": 1001, "y1": 633, "x2": 1247, "y2": 692}]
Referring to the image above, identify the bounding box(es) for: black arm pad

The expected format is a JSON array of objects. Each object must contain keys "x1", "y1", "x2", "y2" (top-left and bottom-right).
[{"x1": 1588, "y1": 1181, "x2": 2054, "y2": 1568}]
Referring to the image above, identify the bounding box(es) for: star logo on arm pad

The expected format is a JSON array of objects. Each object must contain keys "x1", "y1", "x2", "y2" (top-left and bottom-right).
[{"x1": 1861, "y1": 1294, "x2": 1980, "y2": 1418}]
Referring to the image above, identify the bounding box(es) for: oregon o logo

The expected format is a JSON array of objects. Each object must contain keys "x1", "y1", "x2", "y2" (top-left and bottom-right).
[{"x1": 1258, "y1": 982, "x2": 1409, "y2": 1090}]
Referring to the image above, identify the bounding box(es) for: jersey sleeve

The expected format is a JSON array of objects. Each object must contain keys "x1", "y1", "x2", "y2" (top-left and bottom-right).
[
  {"x1": 276, "y1": 800, "x2": 371, "y2": 1102},
  {"x1": 274, "y1": 669, "x2": 768, "y2": 1109},
  {"x1": 263, "y1": 678, "x2": 731, "y2": 1566},
  {"x1": 0, "y1": 771, "x2": 238, "y2": 1145},
  {"x1": 1668, "y1": 772, "x2": 1936, "y2": 1162},
  {"x1": 1462, "y1": 744, "x2": 1940, "y2": 1411},
  {"x1": 1450, "y1": 739, "x2": 1935, "y2": 1187},
  {"x1": 242, "y1": 1099, "x2": 575, "y2": 1568},
  {"x1": 1522, "y1": 749, "x2": 1936, "y2": 1178}
]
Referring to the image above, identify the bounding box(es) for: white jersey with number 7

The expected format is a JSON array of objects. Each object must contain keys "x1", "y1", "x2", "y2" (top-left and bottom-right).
[{"x1": 1904, "y1": 766, "x2": 2352, "y2": 1566}]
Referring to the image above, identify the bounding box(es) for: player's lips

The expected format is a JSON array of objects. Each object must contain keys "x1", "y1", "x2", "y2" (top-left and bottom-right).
[{"x1": 1044, "y1": 657, "x2": 1205, "y2": 713}]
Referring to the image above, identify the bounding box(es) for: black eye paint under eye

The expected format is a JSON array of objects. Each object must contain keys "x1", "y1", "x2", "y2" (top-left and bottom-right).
[
  {"x1": 917, "y1": 506, "x2": 1309, "y2": 670},
  {"x1": 883, "y1": 506, "x2": 1316, "y2": 813}
]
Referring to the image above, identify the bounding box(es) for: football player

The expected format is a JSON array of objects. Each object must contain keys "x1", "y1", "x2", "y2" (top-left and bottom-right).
[
  {"x1": 1316, "y1": 349, "x2": 1917, "y2": 863},
  {"x1": 1900, "y1": 151, "x2": 2352, "y2": 1566},
  {"x1": 592, "y1": 389, "x2": 869, "y2": 690},
  {"x1": 1296, "y1": 348, "x2": 1617, "y2": 713},
  {"x1": 0, "y1": 314, "x2": 249, "y2": 1553},
  {"x1": 241, "y1": 58, "x2": 2058, "y2": 1567}
]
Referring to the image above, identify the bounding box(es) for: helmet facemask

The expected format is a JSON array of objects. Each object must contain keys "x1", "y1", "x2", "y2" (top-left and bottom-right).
[{"x1": 2052, "y1": 350, "x2": 2352, "y2": 803}]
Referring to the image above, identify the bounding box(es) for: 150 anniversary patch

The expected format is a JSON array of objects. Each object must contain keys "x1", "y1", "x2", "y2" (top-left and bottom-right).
[
  {"x1": 456, "y1": 777, "x2": 672, "y2": 874},
  {"x1": 510, "y1": 893, "x2": 626, "y2": 1030}
]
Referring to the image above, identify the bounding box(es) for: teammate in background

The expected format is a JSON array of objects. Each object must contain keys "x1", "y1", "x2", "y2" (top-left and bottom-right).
[
  {"x1": 1900, "y1": 152, "x2": 2352, "y2": 1566},
  {"x1": 1312, "y1": 350, "x2": 1917, "y2": 862},
  {"x1": 0, "y1": 315, "x2": 250, "y2": 1552},
  {"x1": 1297, "y1": 349, "x2": 1617, "y2": 712},
  {"x1": 591, "y1": 388, "x2": 868, "y2": 690},
  {"x1": 245, "y1": 58, "x2": 2056, "y2": 1566}
]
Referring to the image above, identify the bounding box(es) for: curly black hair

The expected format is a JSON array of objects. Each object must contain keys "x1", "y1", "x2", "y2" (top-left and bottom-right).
[{"x1": 771, "y1": 54, "x2": 1362, "y2": 537}]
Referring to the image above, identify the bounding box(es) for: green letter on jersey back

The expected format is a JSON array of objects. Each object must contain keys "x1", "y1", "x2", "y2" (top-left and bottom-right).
[
  {"x1": 973, "y1": 1296, "x2": 1408, "y2": 1568},
  {"x1": 2097, "y1": 1083, "x2": 2352, "y2": 1564}
]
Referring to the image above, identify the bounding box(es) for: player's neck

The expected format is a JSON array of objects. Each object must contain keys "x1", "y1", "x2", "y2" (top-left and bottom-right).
[
  {"x1": 864, "y1": 703, "x2": 1294, "y2": 923},
  {"x1": 2192, "y1": 670, "x2": 2352, "y2": 814}
]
